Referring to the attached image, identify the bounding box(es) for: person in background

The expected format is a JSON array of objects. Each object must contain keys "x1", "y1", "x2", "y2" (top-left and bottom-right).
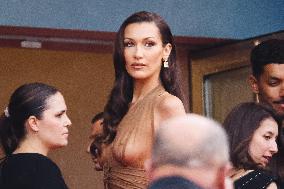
[
  {"x1": 248, "y1": 39, "x2": 284, "y2": 186},
  {"x1": 223, "y1": 102, "x2": 280, "y2": 189},
  {"x1": 0, "y1": 82, "x2": 71, "y2": 189},
  {"x1": 97, "y1": 11, "x2": 186, "y2": 188},
  {"x1": 86, "y1": 112, "x2": 104, "y2": 171},
  {"x1": 249, "y1": 39, "x2": 284, "y2": 118},
  {"x1": 146, "y1": 114, "x2": 232, "y2": 189}
]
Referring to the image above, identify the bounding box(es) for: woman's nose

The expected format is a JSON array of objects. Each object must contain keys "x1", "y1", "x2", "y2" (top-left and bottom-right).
[
  {"x1": 134, "y1": 45, "x2": 143, "y2": 59},
  {"x1": 270, "y1": 140, "x2": 278, "y2": 154},
  {"x1": 65, "y1": 115, "x2": 72, "y2": 126}
]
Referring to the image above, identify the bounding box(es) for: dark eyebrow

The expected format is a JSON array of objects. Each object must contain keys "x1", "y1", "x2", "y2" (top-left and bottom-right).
[
  {"x1": 144, "y1": 37, "x2": 155, "y2": 39},
  {"x1": 57, "y1": 110, "x2": 66, "y2": 114},
  {"x1": 266, "y1": 131, "x2": 278, "y2": 137},
  {"x1": 124, "y1": 37, "x2": 156, "y2": 40},
  {"x1": 268, "y1": 76, "x2": 280, "y2": 80}
]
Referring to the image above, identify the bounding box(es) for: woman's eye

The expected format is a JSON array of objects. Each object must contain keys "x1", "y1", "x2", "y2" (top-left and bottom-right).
[
  {"x1": 124, "y1": 41, "x2": 134, "y2": 47},
  {"x1": 264, "y1": 135, "x2": 271, "y2": 140},
  {"x1": 56, "y1": 113, "x2": 63, "y2": 118},
  {"x1": 145, "y1": 41, "x2": 155, "y2": 47}
]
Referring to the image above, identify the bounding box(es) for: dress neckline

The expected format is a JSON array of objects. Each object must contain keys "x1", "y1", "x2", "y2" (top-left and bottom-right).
[
  {"x1": 129, "y1": 85, "x2": 163, "y2": 108},
  {"x1": 230, "y1": 169, "x2": 254, "y2": 181}
]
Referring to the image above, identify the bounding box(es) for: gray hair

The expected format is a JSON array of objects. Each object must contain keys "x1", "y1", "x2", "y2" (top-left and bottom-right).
[{"x1": 151, "y1": 114, "x2": 229, "y2": 169}]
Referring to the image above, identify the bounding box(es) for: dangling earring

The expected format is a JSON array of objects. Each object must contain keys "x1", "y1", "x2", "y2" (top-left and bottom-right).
[
  {"x1": 255, "y1": 93, "x2": 260, "y2": 103},
  {"x1": 163, "y1": 58, "x2": 169, "y2": 68}
]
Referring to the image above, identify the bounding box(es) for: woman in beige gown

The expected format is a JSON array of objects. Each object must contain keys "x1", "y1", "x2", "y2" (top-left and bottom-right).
[{"x1": 94, "y1": 11, "x2": 186, "y2": 189}]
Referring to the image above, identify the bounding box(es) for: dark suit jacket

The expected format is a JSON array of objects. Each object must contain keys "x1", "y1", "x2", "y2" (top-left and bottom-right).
[{"x1": 148, "y1": 176, "x2": 203, "y2": 189}]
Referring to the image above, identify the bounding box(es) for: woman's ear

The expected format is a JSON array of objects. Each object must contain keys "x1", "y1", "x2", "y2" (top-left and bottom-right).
[
  {"x1": 163, "y1": 43, "x2": 172, "y2": 59},
  {"x1": 27, "y1": 115, "x2": 40, "y2": 132},
  {"x1": 248, "y1": 75, "x2": 260, "y2": 94}
]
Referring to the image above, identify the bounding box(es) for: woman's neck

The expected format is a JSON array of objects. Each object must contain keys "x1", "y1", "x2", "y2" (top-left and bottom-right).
[
  {"x1": 13, "y1": 138, "x2": 49, "y2": 156},
  {"x1": 229, "y1": 168, "x2": 253, "y2": 181},
  {"x1": 132, "y1": 79, "x2": 161, "y2": 103}
]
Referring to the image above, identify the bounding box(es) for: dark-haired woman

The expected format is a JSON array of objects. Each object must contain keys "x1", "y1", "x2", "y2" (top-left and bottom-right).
[
  {"x1": 0, "y1": 82, "x2": 71, "y2": 189},
  {"x1": 223, "y1": 102, "x2": 280, "y2": 189},
  {"x1": 97, "y1": 11, "x2": 186, "y2": 189}
]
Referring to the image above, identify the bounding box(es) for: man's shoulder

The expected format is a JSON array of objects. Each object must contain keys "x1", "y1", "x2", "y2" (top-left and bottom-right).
[{"x1": 148, "y1": 176, "x2": 202, "y2": 189}]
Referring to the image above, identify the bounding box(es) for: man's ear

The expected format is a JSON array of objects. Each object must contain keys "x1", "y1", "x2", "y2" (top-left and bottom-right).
[
  {"x1": 27, "y1": 115, "x2": 40, "y2": 132},
  {"x1": 215, "y1": 163, "x2": 233, "y2": 189},
  {"x1": 248, "y1": 75, "x2": 259, "y2": 94}
]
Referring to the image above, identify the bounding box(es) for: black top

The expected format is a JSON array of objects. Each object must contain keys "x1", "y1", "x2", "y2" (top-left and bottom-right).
[
  {"x1": 234, "y1": 169, "x2": 277, "y2": 189},
  {"x1": 148, "y1": 176, "x2": 202, "y2": 189},
  {"x1": 0, "y1": 153, "x2": 68, "y2": 189}
]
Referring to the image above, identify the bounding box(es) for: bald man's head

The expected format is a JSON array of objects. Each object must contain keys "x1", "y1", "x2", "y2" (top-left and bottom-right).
[{"x1": 151, "y1": 114, "x2": 229, "y2": 169}]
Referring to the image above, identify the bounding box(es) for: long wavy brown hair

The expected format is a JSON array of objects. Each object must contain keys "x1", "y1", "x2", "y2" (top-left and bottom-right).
[{"x1": 98, "y1": 11, "x2": 183, "y2": 145}]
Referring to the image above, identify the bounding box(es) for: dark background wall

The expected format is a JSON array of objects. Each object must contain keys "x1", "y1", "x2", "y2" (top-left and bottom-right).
[{"x1": 0, "y1": 0, "x2": 283, "y2": 39}]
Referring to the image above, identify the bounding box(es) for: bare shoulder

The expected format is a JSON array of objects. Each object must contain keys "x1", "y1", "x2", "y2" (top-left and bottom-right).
[
  {"x1": 156, "y1": 93, "x2": 185, "y2": 116},
  {"x1": 154, "y1": 93, "x2": 186, "y2": 131}
]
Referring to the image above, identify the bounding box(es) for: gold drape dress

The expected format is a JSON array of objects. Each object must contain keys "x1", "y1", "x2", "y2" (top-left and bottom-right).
[{"x1": 104, "y1": 85, "x2": 167, "y2": 189}]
